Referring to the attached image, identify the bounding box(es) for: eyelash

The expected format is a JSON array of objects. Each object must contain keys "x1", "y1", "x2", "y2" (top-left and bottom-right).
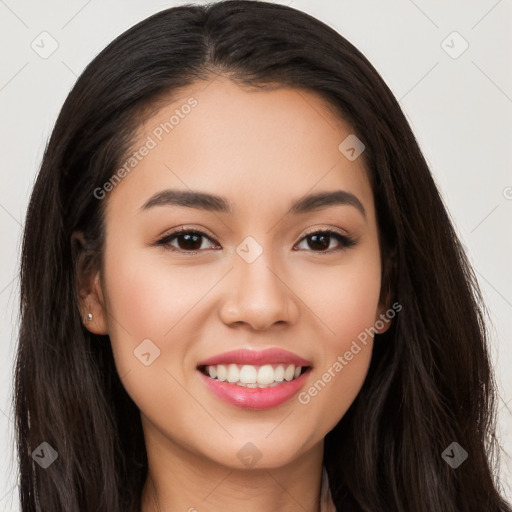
[{"x1": 155, "y1": 226, "x2": 357, "y2": 255}]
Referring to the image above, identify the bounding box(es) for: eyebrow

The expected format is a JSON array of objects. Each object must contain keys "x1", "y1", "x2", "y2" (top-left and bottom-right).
[{"x1": 140, "y1": 189, "x2": 366, "y2": 218}]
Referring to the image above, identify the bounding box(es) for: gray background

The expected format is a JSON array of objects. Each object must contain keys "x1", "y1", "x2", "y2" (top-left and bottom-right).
[{"x1": 1, "y1": 0, "x2": 511, "y2": 510}]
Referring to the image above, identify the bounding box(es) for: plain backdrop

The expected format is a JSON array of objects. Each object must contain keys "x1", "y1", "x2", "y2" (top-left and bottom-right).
[{"x1": 0, "y1": 0, "x2": 511, "y2": 510}]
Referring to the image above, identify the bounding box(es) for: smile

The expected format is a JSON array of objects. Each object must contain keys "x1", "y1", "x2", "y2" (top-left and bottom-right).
[
  {"x1": 199, "y1": 363, "x2": 308, "y2": 387},
  {"x1": 196, "y1": 348, "x2": 313, "y2": 409}
]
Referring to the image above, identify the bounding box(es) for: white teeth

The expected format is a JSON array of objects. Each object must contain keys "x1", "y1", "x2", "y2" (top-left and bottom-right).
[
  {"x1": 203, "y1": 363, "x2": 306, "y2": 386},
  {"x1": 227, "y1": 364, "x2": 239, "y2": 383},
  {"x1": 216, "y1": 364, "x2": 227, "y2": 381},
  {"x1": 257, "y1": 364, "x2": 274, "y2": 385},
  {"x1": 239, "y1": 365, "x2": 257, "y2": 384},
  {"x1": 284, "y1": 364, "x2": 295, "y2": 381},
  {"x1": 235, "y1": 381, "x2": 280, "y2": 388}
]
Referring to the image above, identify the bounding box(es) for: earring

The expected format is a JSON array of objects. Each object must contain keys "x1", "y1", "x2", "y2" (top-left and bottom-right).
[{"x1": 86, "y1": 313, "x2": 93, "y2": 322}]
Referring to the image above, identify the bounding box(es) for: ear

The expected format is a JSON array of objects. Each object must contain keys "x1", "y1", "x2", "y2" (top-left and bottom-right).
[
  {"x1": 374, "y1": 248, "x2": 397, "y2": 334},
  {"x1": 374, "y1": 301, "x2": 393, "y2": 335},
  {"x1": 71, "y1": 231, "x2": 109, "y2": 335}
]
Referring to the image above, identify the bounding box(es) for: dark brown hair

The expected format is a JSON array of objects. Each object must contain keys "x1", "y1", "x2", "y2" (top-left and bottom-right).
[{"x1": 15, "y1": 1, "x2": 511, "y2": 510}]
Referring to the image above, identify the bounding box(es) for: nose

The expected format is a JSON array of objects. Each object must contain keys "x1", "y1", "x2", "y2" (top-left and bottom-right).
[{"x1": 218, "y1": 249, "x2": 300, "y2": 331}]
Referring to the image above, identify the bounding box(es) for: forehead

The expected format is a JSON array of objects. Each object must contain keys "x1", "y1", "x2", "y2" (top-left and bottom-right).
[{"x1": 104, "y1": 76, "x2": 374, "y2": 221}]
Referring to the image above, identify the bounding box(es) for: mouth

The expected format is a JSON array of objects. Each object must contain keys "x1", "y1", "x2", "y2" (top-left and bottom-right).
[
  {"x1": 197, "y1": 363, "x2": 311, "y2": 388},
  {"x1": 196, "y1": 347, "x2": 313, "y2": 409},
  {"x1": 197, "y1": 363, "x2": 312, "y2": 410}
]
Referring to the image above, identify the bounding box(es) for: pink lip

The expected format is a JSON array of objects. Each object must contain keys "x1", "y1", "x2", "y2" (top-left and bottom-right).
[
  {"x1": 196, "y1": 348, "x2": 312, "y2": 367},
  {"x1": 198, "y1": 368, "x2": 312, "y2": 410}
]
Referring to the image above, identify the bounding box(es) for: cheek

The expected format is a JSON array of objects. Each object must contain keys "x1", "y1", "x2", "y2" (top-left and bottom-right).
[
  {"x1": 299, "y1": 247, "x2": 382, "y2": 346},
  {"x1": 298, "y1": 345, "x2": 371, "y2": 439},
  {"x1": 295, "y1": 248, "x2": 380, "y2": 427},
  {"x1": 100, "y1": 247, "x2": 203, "y2": 419},
  {"x1": 100, "y1": 243, "x2": 198, "y2": 377},
  {"x1": 103, "y1": 246, "x2": 205, "y2": 338},
  {"x1": 298, "y1": 296, "x2": 376, "y2": 437}
]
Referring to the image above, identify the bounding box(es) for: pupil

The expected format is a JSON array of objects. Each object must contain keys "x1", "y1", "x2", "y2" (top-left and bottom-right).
[
  {"x1": 179, "y1": 233, "x2": 201, "y2": 251},
  {"x1": 309, "y1": 234, "x2": 329, "y2": 251}
]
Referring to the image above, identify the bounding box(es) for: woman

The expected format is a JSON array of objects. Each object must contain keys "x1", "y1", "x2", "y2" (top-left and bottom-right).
[{"x1": 15, "y1": 1, "x2": 511, "y2": 511}]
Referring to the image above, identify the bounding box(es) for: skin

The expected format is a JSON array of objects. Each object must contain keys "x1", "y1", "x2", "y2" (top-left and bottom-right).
[{"x1": 79, "y1": 75, "x2": 391, "y2": 512}]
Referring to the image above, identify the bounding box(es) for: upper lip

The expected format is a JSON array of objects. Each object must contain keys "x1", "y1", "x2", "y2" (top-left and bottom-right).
[{"x1": 197, "y1": 348, "x2": 312, "y2": 367}]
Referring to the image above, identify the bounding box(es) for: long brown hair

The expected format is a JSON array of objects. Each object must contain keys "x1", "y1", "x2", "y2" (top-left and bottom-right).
[{"x1": 15, "y1": 1, "x2": 511, "y2": 510}]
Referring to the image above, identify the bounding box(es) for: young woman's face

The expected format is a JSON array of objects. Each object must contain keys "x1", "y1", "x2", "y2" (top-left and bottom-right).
[{"x1": 89, "y1": 76, "x2": 389, "y2": 470}]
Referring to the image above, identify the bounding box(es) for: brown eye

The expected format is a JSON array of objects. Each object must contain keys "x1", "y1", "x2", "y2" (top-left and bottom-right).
[
  {"x1": 156, "y1": 229, "x2": 219, "y2": 253},
  {"x1": 172, "y1": 232, "x2": 204, "y2": 251},
  {"x1": 295, "y1": 230, "x2": 356, "y2": 253}
]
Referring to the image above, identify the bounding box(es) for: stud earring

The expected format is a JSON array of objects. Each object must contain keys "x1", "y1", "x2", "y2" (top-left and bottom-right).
[{"x1": 86, "y1": 313, "x2": 93, "y2": 322}]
